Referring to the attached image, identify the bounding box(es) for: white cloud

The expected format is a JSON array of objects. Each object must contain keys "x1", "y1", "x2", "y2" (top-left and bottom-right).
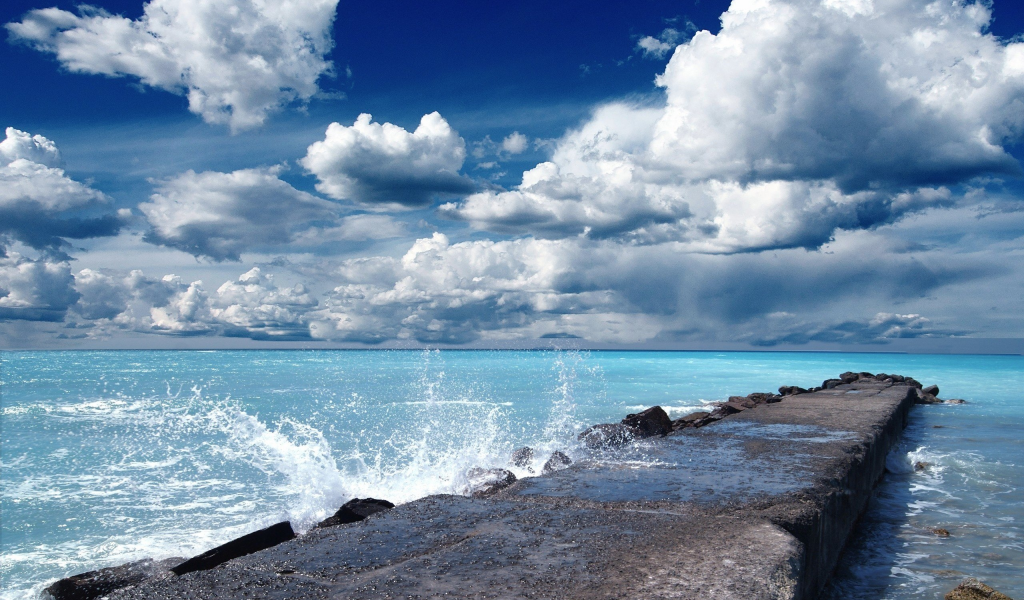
[
  {"x1": 501, "y1": 132, "x2": 529, "y2": 154},
  {"x1": 1, "y1": 127, "x2": 121, "y2": 252},
  {"x1": 7, "y1": 0, "x2": 339, "y2": 131},
  {"x1": 301, "y1": 112, "x2": 475, "y2": 209},
  {"x1": 0, "y1": 251, "x2": 79, "y2": 322},
  {"x1": 636, "y1": 26, "x2": 693, "y2": 59},
  {"x1": 211, "y1": 267, "x2": 316, "y2": 339},
  {"x1": 0, "y1": 126, "x2": 61, "y2": 167},
  {"x1": 73, "y1": 268, "x2": 129, "y2": 320},
  {"x1": 442, "y1": 0, "x2": 1024, "y2": 252},
  {"x1": 138, "y1": 166, "x2": 341, "y2": 261}
]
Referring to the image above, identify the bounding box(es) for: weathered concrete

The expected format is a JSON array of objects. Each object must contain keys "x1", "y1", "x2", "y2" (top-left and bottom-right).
[{"x1": 104, "y1": 379, "x2": 917, "y2": 600}]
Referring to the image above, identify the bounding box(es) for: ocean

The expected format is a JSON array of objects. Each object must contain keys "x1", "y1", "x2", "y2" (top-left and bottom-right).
[{"x1": 1, "y1": 350, "x2": 1021, "y2": 599}]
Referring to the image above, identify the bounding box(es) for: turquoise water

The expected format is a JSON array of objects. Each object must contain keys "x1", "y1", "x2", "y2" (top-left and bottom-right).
[{"x1": 1, "y1": 350, "x2": 1021, "y2": 599}]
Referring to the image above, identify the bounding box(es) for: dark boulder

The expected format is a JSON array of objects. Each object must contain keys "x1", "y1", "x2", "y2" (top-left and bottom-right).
[
  {"x1": 746, "y1": 392, "x2": 781, "y2": 404},
  {"x1": 672, "y1": 411, "x2": 711, "y2": 430},
  {"x1": 839, "y1": 372, "x2": 859, "y2": 384},
  {"x1": 889, "y1": 374, "x2": 906, "y2": 383},
  {"x1": 905, "y1": 377, "x2": 923, "y2": 389},
  {"x1": 510, "y1": 446, "x2": 534, "y2": 468},
  {"x1": 171, "y1": 521, "x2": 295, "y2": 576},
  {"x1": 578, "y1": 423, "x2": 636, "y2": 448},
  {"x1": 946, "y1": 398, "x2": 967, "y2": 405},
  {"x1": 45, "y1": 558, "x2": 179, "y2": 600},
  {"x1": 923, "y1": 384, "x2": 940, "y2": 397},
  {"x1": 823, "y1": 379, "x2": 844, "y2": 389},
  {"x1": 914, "y1": 388, "x2": 943, "y2": 404},
  {"x1": 778, "y1": 385, "x2": 807, "y2": 396},
  {"x1": 621, "y1": 406, "x2": 672, "y2": 437},
  {"x1": 316, "y1": 498, "x2": 395, "y2": 529},
  {"x1": 542, "y1": 451, "x2": 572, "y2": 474},
  {"x1": 945, "y1": 577, "x2": 1013, "y2": 600},
  {"x1": 466, "y1": 467, "x2": 517, "y2": 497}
]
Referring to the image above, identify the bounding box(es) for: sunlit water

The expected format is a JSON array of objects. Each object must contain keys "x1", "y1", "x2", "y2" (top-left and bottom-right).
[{"x1": 1, "y1": 350, "x2": 1021, "y2": 599}]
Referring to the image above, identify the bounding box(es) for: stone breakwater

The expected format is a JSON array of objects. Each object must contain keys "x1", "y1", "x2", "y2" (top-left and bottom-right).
[{"x1": 43, "y1": 373, "x2": 1008, "y2": 600}]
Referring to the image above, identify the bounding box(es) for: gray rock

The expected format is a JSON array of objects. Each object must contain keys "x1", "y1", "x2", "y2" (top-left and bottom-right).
[
  {"x1": 621, "y1": 406, "x2": 673, "y2": 437},
  {"x1": 914, "y1": 388, "x2": 943, "y2": 404},
  {"x1": 171, "y1": 521, "x2": 295, "y2": 576},
  {"x1": 945, "y1": 398, "x2": 967, "y2": 404},
  {"x1": 945, "y1": 577, "x2": 1013, "y2": 600},
  {"x1": 672, "y1": 411, "x2": 711, "y2": 430},
  {"x1": 578, "y1": 423, "x2": 636, "y2": 448},
  {"x1": 542, "y1": 451, "x2": 572, "y2": 474},
  {"x1": 45, "y1": 558, "x2": 179, "y2": 600},
  {"x1": 510, "y1": 446, "x2": 534, "y2": 468},
  {"x1": 923, "y1": 384, "x2": 940, "y2": 396},
  {"x1": 466, "y1": 467, "x2": 517, "y2": 497},
  {"x1": 316, "y1": 498, "x2": 394, "y2": 528}
]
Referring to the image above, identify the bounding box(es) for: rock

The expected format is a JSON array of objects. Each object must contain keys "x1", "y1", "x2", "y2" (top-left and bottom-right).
[
  {"x1": 915, "y1": 388, "x2": 943, "y2": 404},
  {"x1": 510, "y1": 446, "x2": 534, "y2": 468},
  {"x1": 905, "y1": 377, "x2": 923, "y2": 389},
  {"x1": 45, "y1": 558, "x2": 179, "y2": 600},
  {"x1": 933, "y1": 528, "x2": 951, "y2": 537},
  {"x1": 823, "y1": 379, "x2": 844, "y2": 389},
  {"x1": 923, "y1": 384, "x2": 940, "y2": 397},
  {"x1": 578, "y1": 423, "x2": 636, "y2": 448},
  {"x1": 889, "y1": 374, "x2": 906, "y2": 383},
  {"x1": 946, "y1": 398, "x2": 967, "y2": 405},
  {"x1": 721, "y1": 401, "x2": 750, "y2": 413},
  {"x1": 466, "y1": 467, "x2": 517, "y2": 497},
  {"x1": 171, "y1": 521, "x2": 295, "y2": 576},
  {"x1": 914, "y1": 461, "x2": 931, "y2": 471},
  {"x1": 945, "y1": 577, "x2": 1014, "y2": 600},
  {"x1": 621, "y1": 406, "x2": 673, "y2": 438},
  {"x1": 316, "y1": 498, "x2": 395, "y2": 529},
  {"x1": 542, "y1": 451, "x2": 572, "y2": 474},
  {"x1": 778, "y1": 385, "x2": 808, "y2": 396},
  {"x1": 727, "y1": 396, "x2": 757, "y2": 408},
  {"x1": 672, "y1": 411, "x2": 711, "y2": 430},
  {"x1": 839, "y1": 372, "x2": 860, "y2": 384},
  {"x1": 747, "y1": 392, "x2": 782, "y2": 404}
]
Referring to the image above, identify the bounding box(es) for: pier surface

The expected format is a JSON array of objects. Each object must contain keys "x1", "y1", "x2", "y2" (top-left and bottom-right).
[{"x1": 107, "y1": 381, "x2": 916, "y2": 600}]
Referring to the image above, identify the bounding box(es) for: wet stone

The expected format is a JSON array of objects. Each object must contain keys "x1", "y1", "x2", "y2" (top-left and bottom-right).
[
  {"x1": 466, "y1": 467, "x2": 517, "y2": 497},
  {"x1": 45, "y1": 558, "x2": 179, "y2": 600},
  {"x1": 510, "y1": 446, "x2": 534, "y2": 468},
  {"x1": 945, "y1": 577, "x2": 1014, "y2": 600},
  {"x1": 542, "y1": 451, "x2": 572, "y2": 474},
  {"x1": 316, "y1": 498, "x2": 395, "y2": 529}
]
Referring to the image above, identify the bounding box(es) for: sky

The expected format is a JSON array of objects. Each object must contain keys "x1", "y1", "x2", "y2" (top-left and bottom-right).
[{"x1": 2, "y1": 0, "x2": 1024, "y2": 351}]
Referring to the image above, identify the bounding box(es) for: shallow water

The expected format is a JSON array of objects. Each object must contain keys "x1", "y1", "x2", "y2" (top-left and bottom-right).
[{"x1": 1, "y1": 350, "x2": 1021, "y2": 599}]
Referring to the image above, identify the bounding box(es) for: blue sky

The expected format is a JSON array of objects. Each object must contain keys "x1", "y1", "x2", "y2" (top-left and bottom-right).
[{"x1": 2, "y1": 0, "x2": 1024, "y2": 350}]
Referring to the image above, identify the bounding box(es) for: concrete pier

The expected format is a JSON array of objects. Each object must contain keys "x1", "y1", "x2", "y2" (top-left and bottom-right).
[{"x1": 105, "y1": 380, "x2": 917, "y2": 600}]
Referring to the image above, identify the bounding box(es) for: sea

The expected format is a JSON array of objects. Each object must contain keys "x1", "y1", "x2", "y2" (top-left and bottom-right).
[{"x1": 0, "y1": 350, "x2": 1021, "y2": 599}]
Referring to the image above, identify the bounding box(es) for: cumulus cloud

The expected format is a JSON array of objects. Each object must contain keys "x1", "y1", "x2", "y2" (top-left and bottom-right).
[
  {"x1": 308, "y1": 232, "x2": 639, "y2": 344},
  {"x1": 1, "y1": 127, "x2": 123, "y2": 252},
  {"x1": 138, "y1": 166, "x2": 342, "y2": 261},
  {"x1": 212, "y1": 267, "x2": 316, "y2": 339},
  {"x1": 0, "y1": 251, "x2": 79, "y2": 321},
  {"x1": 501, "y1": 132, "x2": 529, "y2": 154},
  {"x1": 301, "y1": 112, "x2": 476, "y2": 209},
  {"x1": 6, "y1": 0, "x2": 339, "y2": 131},
  {"x1": 67, "y1": 267, "x2": 319, "y2": 339},
  {"x1": 443, "y1": 0, "x2": 1024, "y2": 252}
]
